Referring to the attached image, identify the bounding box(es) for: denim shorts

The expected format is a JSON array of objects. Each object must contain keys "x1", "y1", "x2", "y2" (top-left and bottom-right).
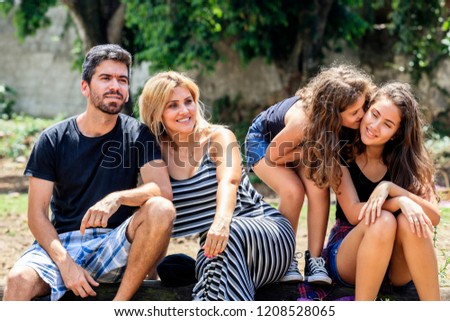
[
  {"x1": 326, "y1": 239, "x2": 355, "y2": 288},
  {"x1": 244, "y1": 114, "x2": 270, "y2": 171}
]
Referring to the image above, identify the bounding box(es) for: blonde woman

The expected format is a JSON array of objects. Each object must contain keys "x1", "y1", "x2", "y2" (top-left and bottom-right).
[{"x1": 139, "y1": 71, "x2": 295, "y2": 300}]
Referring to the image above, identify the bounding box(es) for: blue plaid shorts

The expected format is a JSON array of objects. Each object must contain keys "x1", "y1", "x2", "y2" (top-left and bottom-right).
[{"x1": 13, "y1": 216, "x2": 132, "y2": 300}]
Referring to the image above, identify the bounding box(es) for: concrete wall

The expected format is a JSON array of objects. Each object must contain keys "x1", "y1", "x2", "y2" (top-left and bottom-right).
[
  {"x1": 1, "y1": 7, "x2": 84, "y2": 117},
  {"x1": 1, "y1": 6, "x2": 449, "y2": 121},
  {"x1": 0, "y1": 7, "x2": 151, "y2": 118}
]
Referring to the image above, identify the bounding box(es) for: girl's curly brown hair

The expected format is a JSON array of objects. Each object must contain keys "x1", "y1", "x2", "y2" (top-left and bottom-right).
[{"x1": 298, "y1": 64, "x2": 375, "y2": 192}]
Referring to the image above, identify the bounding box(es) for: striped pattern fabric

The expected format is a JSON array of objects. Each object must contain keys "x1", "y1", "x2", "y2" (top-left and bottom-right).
[
  {"x1": 13, "y1": 217, "x2": 132, "y2": 300},
  {"x1": 170, "y1": 153, "x2": 295, "y2": 300}
]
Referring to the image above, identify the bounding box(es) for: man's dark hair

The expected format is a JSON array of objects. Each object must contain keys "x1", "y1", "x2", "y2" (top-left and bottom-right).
[{"x1": 81, "y1": 44, "x2": 132, "y2": 84}]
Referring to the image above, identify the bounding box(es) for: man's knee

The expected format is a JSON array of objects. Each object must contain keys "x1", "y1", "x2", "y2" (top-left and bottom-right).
[
  {"x1": 142, "y1": 196, "x2": 176, "y2": 228},
  {"x1": 4, "y1": 266, "x2": 48, "y2": 300}
]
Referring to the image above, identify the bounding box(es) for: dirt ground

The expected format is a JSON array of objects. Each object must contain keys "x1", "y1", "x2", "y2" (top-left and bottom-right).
[{"x1": 0, "y1": 159, "x2": 449, "y2": 288}]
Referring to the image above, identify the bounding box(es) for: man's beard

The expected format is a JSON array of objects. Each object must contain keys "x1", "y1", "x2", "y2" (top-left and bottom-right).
[
  {"x1": 96, "y1": 102, "x2": 124, "y2": 115},
  {"x1": 91, "y1": 90, "x2": 125, "y2": 115}
]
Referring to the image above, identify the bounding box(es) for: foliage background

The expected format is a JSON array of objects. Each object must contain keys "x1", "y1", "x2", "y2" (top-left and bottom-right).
[
  {"x1": 0, "y1": 0, "x2": 449, "y2": 293},
  {"x1": 1, "y1": 1, "x2": 449, "y2": 135}
]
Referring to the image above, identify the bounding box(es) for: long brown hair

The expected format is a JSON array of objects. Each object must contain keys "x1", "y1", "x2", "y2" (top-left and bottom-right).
[
  {"x1": 299, "y1": 64, "x2": 375, "y2": 191},
  {"x1": 357, "y1": 82, "x2": 436, "y2": 198}
]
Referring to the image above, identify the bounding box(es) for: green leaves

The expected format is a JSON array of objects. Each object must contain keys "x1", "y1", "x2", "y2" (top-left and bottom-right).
[
  {"x1": 125, "y1": 0, "x2": 223, "y2": 71},
  {"x1": 0, "y1": 0, "x2": 14, "y2": 16},
  {"x1": 388, "y1": 0, "x2": 449, "y2": 83},
  {"x1": 3, "y1": 0, "x2": 449, "y2": 87},
  {"x1": 3, "y1": 0, "x2": 58, "y2": 41},
  {"x1": 326, "y1": 0, "x2": 371, "y2": 48},
  {"x1": 124, "y1": 1, "x2": 306, "y2": 72},
  {"x1": 0, "y1": 84, "x2": 16, "y2": 119}
]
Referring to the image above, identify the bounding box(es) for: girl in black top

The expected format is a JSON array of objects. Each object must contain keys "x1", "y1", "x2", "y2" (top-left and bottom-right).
[
  {"x1": 323, "y1": 82, "x2": 441, "y2": 300},
  {"x1": 245, "y1": 64, "x2": 375, "y2": 283}
]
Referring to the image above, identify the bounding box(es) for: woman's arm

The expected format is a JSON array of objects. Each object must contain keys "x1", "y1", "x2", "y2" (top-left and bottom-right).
[
  {"x1": 387, "y1": 183, "x2": 440, "y2": 225},
  {"x1": 206, "y1": 127, "x2": 242, "y2": 257},
  {"x1": 359, "y1": 181, "x2": 440, "y2": 238}
]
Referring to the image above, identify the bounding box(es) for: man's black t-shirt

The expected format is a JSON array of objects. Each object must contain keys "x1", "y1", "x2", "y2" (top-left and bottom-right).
[{"x1": 24, "y1": 113, "x2": 162, "y2": 234}]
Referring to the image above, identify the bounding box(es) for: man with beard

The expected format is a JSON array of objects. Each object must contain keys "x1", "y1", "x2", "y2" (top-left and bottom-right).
[{"x1": 2, "y1": 44, "x2": 175, "y2": 301}]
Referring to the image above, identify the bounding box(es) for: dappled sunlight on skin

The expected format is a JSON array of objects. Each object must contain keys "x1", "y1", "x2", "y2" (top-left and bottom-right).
[
  {"x1": 0, "y1": 159, "x2": 449, "y2": 287},
  {"x1": 95, "y1": 134, "x2": 352, "y2": 171}
]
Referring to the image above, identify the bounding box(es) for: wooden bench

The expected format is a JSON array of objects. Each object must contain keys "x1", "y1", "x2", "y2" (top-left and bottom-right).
[{"x1": 3, "y1": 280, "x2": 447, "y2": 300}]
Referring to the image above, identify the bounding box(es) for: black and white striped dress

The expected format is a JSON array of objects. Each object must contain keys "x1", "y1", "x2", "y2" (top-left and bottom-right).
[{"x1": 171, "y1": 152, "x2": 295, "y2": 300}]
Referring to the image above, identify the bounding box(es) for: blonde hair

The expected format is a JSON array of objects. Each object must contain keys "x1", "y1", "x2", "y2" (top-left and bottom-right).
[{"x1": 139, "y1": 71, "x2": 210, "y2": 145}]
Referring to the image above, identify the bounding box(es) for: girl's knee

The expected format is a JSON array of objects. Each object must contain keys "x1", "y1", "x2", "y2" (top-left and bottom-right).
[
  {"x1": 396, "y1": 214, "x2": 433, "y2": 242},
  {"x1": 379, "y1": 210, "x2": 397, "y2": 225},
  {"x1": 368, "y1": 210, "x2": 397, "y2": 239},
  {"x1": 279, "y1": 181, "x2": 305, "y2": 203},
  {"x1": 396, "y1": 214, "x2": 410, "y2": 234}
]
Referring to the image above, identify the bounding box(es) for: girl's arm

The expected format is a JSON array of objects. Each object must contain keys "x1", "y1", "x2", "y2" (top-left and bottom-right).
[
  {"x1": 387, "y1": 183, "x2": 440, "y2": 225},
  {"x1": 360, "y1": 181, "x2": 440, "y2": 238},
  {"x1": 359, "y1": 181, "x2": 440, "y2": 226},
  {"x1": 334, "y1": 166, "x2": 366, "y2": 225},
  {"x1": 205, "y1": 127, "x2": 242, "y2": 257},
  {"x1": 265, "y1": 104, "x2": 306, "y2": 165}
]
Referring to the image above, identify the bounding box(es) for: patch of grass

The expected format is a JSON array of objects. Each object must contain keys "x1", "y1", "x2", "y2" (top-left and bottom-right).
[
  {"x1": 439, "y1": 249, "x2": 450, "y2": 280},
  {"x1": 440, "y1": 207, "x2": 450, "y2": 223},
  {"x1": 0, "y1": 193, "x2": 28, "y2": 217},
  {"x1": 0, "y1": 114, "x2": 61, "y2": 159},
  {"x1": 267, "y1": 201, "x2": 337, "y2": 226}
]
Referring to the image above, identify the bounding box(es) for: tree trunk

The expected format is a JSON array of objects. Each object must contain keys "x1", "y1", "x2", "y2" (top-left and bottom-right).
[
  {"x1": 300, "y1": 0, "x2": 335, "y2": 78},
  {"x1": 269, "y1": 0, "x2": 335, "y2": 100},
  {"x1": 60, "y1": 0, "x2": 125, "y2": 53},
  {"x1": 60, "y1": 0, "x2": 132, "y2": 114}
]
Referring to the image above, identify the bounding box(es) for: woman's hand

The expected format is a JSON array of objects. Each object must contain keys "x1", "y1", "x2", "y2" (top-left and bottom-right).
[
  {"x1": 203, "y1": 218, "x2": 230, "y2": 258},
  {"x1": 398, "y1": 196, "x2": 434, "y2": 238},
  {"x1": 359, "y1": 181, "x2": 391, "y2": 224}
]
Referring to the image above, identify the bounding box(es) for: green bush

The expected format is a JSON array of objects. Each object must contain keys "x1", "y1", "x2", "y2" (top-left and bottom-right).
[
  {"x1": 0, "y1": 84, "x2": 16, "y2": 119},
  {"x1": 0, "y1": 114, "x2": 59, "y2": 160}
]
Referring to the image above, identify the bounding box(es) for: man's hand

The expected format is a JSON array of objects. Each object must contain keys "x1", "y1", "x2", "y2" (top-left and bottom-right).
[
  {"x1": 80, "y1": 193, "x2": 121, "y2": 234},
  {"x1": 59, "y1": 258, "x2": 99, "y2": 298}
]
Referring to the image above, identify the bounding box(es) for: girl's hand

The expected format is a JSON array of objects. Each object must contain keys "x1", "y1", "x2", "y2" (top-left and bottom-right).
[
  {"x1": 203, "y1": 218, "x2": 230, "y2": 258},
  {"x1": 359, "y1": 181, "x2": 391, "y2": 224},
  {"x1": 398, "y1": 196, "x2": 434, "y2": 238}
]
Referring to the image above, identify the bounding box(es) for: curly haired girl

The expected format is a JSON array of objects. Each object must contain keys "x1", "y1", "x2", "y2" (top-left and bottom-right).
[{"x1": 245, "y1": 64, "x2": 375, "y2": 283}]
